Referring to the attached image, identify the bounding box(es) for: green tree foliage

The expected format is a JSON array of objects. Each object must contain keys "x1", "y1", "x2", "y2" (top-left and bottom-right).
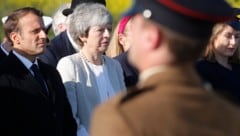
[
  {"x1": 226, "y1": 0, "x2": 240, "y2": 8},
  {"x1": 0, "y1": 0, "x2": 132, "y2": 41},
  {"x1": 107, "y1": 0, "x2": 133, "y2": 20}
]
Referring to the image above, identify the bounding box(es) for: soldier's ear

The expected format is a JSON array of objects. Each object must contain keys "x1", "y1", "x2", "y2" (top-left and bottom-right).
[
  {"x1": 154, "y1": 30, "x2": 163, "y2": 49},
  {"x1": 149, "y1": 28, "x2": 163, "y2": 50}
]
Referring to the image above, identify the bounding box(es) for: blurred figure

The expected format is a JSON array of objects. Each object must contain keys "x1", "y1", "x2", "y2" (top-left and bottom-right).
[
  {"x1": 52, "y1": 3, "x2": 71, "y2": 36},
  {"x1": 0, "y1": 7, "x2": 76, "y2": 136},
  {"x1": 106, "y1": 16, "x2": 138, "y2": 87},
  {"x1": 90, "y1": 0, "x2": 240, "y2": 136},
  {"x1": 40, "y1": 0, "x2": 106, "y2": 67},
  {"x1": 196, "y1": 18, "x2": 240, "y2": 104},
  {"x1": 106, "y1": 16, "x2": 133, "y2": 58},
  {"x1": 57, "y1": 3, "x2": 125, "y2": 136}
]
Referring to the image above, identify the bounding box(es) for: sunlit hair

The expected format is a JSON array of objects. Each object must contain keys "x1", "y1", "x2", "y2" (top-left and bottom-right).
[
  {"x1": 69, "y1": 3, "x2": 113, "y2": 46},
  {"x1": 106, "y1": 16, "x2": 132, "y2": 58},
  {"x1": 3, "y1": 7, "x2": 43, "y2": 45},
  {"x1": 52, "y1": 3, "x2": 70, "y2": 36},
  {"x1": 203, "y1": 23, "x2": 240, "y2": 64}
]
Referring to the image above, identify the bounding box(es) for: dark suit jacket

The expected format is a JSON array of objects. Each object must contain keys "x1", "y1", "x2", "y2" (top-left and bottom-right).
[
  {"x1": 90, "y1": 66, "x2": 240, "y2": 136},
  {"x1": 39, "y1": 31, "x2": 76, "y2": 67},
  {"x1": 0, "y1": 46, "x2": 7, "y2": 61},
  {"x1": 196, "y1": 59, "x2": 240, "y2": 104},
  {"x1": 0, "y1": 52, "x2": 77, "y2": 136},
  {"x1": 114, "y1": 52, "x2": 138, "y2": 87}
]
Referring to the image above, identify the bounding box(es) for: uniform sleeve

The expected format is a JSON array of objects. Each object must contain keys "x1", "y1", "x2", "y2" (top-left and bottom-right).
[{"x1": 90, "y1": 100, "x2": 133, "y2": 136}]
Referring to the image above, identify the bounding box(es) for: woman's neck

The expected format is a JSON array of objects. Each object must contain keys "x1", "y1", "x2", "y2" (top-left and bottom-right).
[
  {"x1": 80, "y1": 50, "x2": 103, "y2": 65},
  {"x1": 214, "y1": 53, "x2": 231, "y2": 70}
]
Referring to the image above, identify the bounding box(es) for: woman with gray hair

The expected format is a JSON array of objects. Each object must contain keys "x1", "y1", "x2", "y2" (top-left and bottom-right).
[{"x1": 56, "y1": 3, "x2": 126, "y2": 136}]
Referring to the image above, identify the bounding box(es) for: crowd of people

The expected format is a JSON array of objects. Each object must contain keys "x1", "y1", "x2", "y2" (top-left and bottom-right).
[{"x1": 1, "y1": 0, "x2": 240, "y2": 136}]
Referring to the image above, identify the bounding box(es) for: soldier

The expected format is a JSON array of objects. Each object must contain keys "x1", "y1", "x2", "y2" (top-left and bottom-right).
[{"x1": 90, "y1": 0, "x2": 240, "y2": 136}]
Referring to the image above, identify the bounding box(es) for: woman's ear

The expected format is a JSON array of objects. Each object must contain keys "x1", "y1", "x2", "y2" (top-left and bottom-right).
[
  {"x1": 79, "y1": 35, "x2": 87, "y2": 43},
  {"x1": 118, "y1": 33, "x2": 125, "y2": 46}
]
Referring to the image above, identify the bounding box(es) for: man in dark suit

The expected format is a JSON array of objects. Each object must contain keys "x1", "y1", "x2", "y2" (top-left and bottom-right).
[
  {"x1": 39, "y1": 0, "x2": 106, "y2": 67},
  {"x1": 0, "y1": 45, "x2": 7, "y2": 59},
  {"x1": 39, "y1": 30, "x2": 76, "y2": 67},
  {"x1": 0, "y1": 38, "x2": 11, "y2": 60},
  {"x1": 0, "y1": 7, "x2": 76, "y2": 136},
  {"x1": 90, "y1": 0, "x2": 240, "y2": 136}
]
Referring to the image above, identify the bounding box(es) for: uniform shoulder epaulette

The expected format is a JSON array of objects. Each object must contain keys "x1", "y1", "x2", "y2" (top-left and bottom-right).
[{"x1": 120, "y1": 86, "x2": 153, "y2": 105}]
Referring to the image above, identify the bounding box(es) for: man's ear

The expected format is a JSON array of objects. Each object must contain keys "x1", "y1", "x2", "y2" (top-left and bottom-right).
[
  {"x1": 57, "y1": 23, "x2": 65, "y2": 32},
  {"x1": 146, "y1": 28, "x2": 162, "y2": 50},
  {"x1": 9, "y1": 32, "x2": 20, "y2": 45},
  {"x1": 153, "y1": 30, "x2": 162, "y2": 49}
]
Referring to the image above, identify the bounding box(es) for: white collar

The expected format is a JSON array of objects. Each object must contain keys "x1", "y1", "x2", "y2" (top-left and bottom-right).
[{"x1": 66, "y1": 30, "x2": 81, "y2": 52}]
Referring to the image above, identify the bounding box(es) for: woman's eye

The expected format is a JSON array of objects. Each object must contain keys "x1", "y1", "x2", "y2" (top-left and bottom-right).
[
  {"x1": 224, "y1": 34, "x2": 232, "y2": 39},
  {"x1": 97, "y1": 28, "x2": 104, "y2": 32},
  {"x1": 107, "y1": 28, "x2": 112, "y2": 32}
]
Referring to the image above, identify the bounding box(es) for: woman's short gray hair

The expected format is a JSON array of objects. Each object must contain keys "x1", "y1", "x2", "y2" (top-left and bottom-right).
[{"x1": 69, "y1": 3, "x2": 113, "y2": 46}]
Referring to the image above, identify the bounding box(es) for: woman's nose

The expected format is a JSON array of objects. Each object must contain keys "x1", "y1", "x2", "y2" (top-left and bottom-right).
[
  {"x1": 103, "y1": 28, "x2": 111, "y2": 37},
  {"x1": 228, "y1": 35, "x2": 236, "y2": 45}
]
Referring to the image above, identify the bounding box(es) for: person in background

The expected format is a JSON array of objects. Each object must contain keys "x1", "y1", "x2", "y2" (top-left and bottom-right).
[
  {"x1": 40, "y1": 0, "x2": 106, "y2": 67},
  {"x1": 106, "y1": 16, "x2": 133, "y2": 58},
  {"x1": 0, "y1": 37, "x2": 12, "y2": 60},
  {"x1": 90, "y1": 0, "x2": 240, "y2": 136},
  {"x1": 106, "y1": 16, "x2": 138, "y2": 87},
  {"x1": 196, "y1": 18, "x2": 240, "y2": 105},
  {"x1": 0, "y1": 7, "x2": 76, "y2": 136},
  {"x1": 52, "y1": 3, "x2": 71, "y2": 36},
  {"x1": 57, "y1": 3, "x2": 125, "y2": 136}
]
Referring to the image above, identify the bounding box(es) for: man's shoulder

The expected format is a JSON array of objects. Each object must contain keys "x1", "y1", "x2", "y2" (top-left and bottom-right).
[
  {"x1": 51, "y1": 31, "x2": 68, "y2": 44},
  {"x1": 38, "y1": 59, "x2": 59, "y2": 73},
  {"x1": 0, "y1": 52, "x2": 20, "y2": 71},
  {"x1": 48, "y1": 31, "x2": 70, "y2": 51}
]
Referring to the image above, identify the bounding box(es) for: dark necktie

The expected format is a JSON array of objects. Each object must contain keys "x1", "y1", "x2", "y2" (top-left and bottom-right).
[{"x1": 31, "y1": 64, "x2": 48, "y2": 96}]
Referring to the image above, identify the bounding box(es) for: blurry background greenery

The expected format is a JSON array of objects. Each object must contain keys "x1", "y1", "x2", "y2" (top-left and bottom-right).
[
  {"x1": 0, "y1": 0, "x2": 133, "y2": 41},
  {"x1": 227, "y1": 0, "x2": 240, "y2": 8}
]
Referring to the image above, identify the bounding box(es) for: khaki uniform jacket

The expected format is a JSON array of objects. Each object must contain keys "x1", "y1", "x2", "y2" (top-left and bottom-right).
[{"x1": 90, "y1": 66, "x2": 240, "y2": 136}]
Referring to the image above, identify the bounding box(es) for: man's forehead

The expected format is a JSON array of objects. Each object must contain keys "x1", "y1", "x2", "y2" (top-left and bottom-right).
[
  {"x1": 18, "y1": 14, "x2": 44, "y2": 29},
  {"x1": 2, "y1": 15, "x2": 52, "y2": 30}
]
